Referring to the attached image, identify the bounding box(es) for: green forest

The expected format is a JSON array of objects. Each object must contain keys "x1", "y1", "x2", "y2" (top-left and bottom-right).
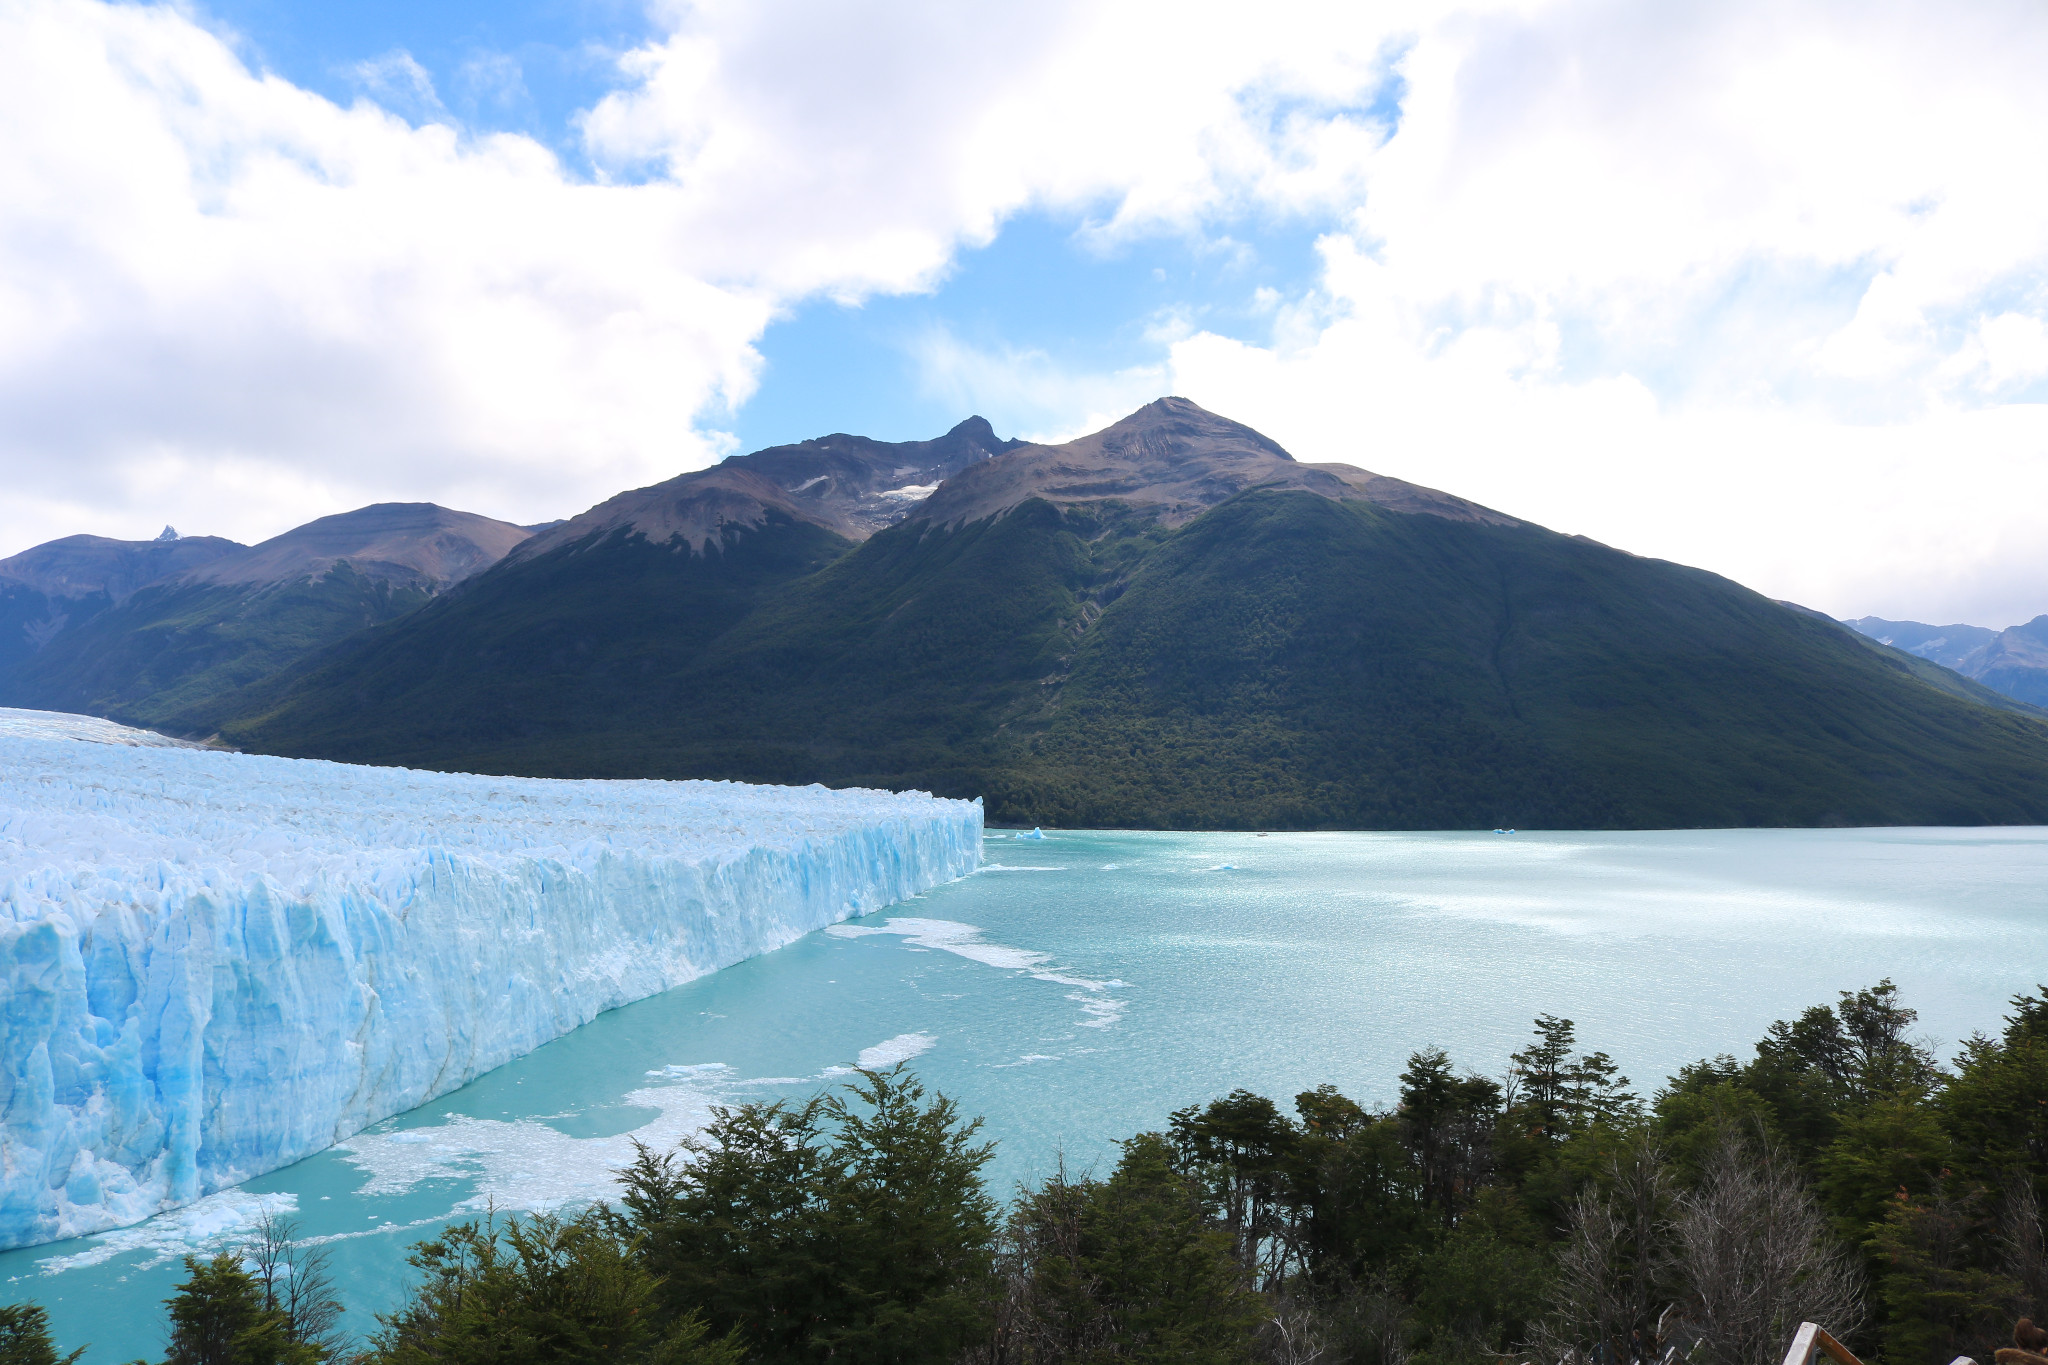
[{"x1": 15, "y1": 981, "x2": 2045, "y2": 1365}]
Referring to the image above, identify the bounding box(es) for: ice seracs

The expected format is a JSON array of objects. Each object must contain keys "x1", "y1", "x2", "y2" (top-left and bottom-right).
[{"x1": 0, "y1": 708, "x2": 981, "y2": 1249}]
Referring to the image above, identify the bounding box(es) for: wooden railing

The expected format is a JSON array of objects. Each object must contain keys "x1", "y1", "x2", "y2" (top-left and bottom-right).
[{"x1": 1779, "y1": 1321, "x2": 1978, "y2": 1365}]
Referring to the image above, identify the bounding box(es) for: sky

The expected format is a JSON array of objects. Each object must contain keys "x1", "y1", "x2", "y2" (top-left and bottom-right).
[{"x1": 2, "y1": 1, "x2": 2046, "y2": 627}]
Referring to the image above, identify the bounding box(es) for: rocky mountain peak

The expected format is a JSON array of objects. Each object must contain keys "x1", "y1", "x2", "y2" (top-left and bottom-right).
[
  {"x1": 912, "y1": 397, "x2": 1515, "y2": 530},
  {"x1": 179, "y1": 502, "x2": 532, "y2": 590}
]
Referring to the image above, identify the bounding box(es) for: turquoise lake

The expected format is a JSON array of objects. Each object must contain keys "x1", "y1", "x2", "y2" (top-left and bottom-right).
[{"x1": 9, "y1": 826, "x2": 2048, "y2": 1361}]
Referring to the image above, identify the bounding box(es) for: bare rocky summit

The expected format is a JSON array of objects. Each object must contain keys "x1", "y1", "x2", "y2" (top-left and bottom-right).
[
  {"x1": 0, "y1": 533, "x2": 244, "y2": 603},
  {"x1": 510, "y1": 417, "x2": 1021, "y2": 560},
  {"x1": 184, "y1": 503, "x2": 531, "y2": 590},
  {"x1": 913, "y1": 397, "x2": 1517, "y2": 530}
]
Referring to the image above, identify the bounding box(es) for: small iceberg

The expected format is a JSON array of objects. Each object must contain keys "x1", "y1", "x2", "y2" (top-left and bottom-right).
[{"x1": 1018, "y1": 828, "x2": 1048, "y2": 840}]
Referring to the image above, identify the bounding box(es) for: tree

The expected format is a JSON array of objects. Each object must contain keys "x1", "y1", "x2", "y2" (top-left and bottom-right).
[
  {"x1": 1653, "y1": 1057, "x2": 1780, "y2": 1187},
  {"x1": 615, "y1": 1066, "x2": 999, "y2": 1365},
  {"x1": 1289, "y1": 1088, "x2": 1425, "y2": 1283},
  {"x1": 1508, "y1": 1018, "x2": 1579, "y2": 1140},
  {"x1": 1408, "y1": 1217, "x2": 1550, "y2": 1365},
  {"x1": 1398, "y1": 1049, "x2": 1501, "y2": 1225},
  {"x1": 162, "y1": 1254, "x2": 302, "y2": 1365},
  {"x1": 1539, "y1": 1140, "x2": 1677, "y2": 1365},
  {"x1": 1817, "y1": 1096, "x2": 1953, "y2": 1237},
  {"x1": 0, "y1": 1303, "x2": 83, "y2": 1365},
  {"x1": 617, "y1": 1094, "x2": 840, "y2": 1357},
  {"x1": 1674, "y1": 1128, "x2": 1864, "y2": 1365},
  {"x1": 991, "y1": 1133, "x2": 1263, "y2": 1364},
  {"x1": 1941, "y1": 989, "x2": 2048, "y2": 1204},
  {"x1": 1868, "y1": 1183, "x2": 2023, "y2": 1365},
  {"x1": 815, "y1": 1068, "x2": 1002, "y2": 1364},
  {"x1": 1168, "y1": 1090, "x2": 1303, "y2": 1286},
  {"x1": 364, "y1": 1209, "x2": 736, "y2": 1365},
  {"x1": 1834, "y1": 981, "x2": 1939, "y2": 1104},
  {"x1": 246, "y1": 1215, "x2": 344, "y2": 1360}
]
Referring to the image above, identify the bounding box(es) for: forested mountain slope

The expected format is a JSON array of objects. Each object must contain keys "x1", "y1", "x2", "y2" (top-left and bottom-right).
[{"x1": 224, "y1": 400, "x2": 2048, "y2": 830}]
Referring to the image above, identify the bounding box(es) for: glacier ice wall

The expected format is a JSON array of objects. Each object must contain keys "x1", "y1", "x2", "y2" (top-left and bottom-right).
[{"x1": 0, "y1": 708, "x2": 982, "y2": 1249}]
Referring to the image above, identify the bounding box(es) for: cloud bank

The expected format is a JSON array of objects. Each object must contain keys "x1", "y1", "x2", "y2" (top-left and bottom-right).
[{"x1": 1, "y1": 0, "x2": 2045, "y2": 622}]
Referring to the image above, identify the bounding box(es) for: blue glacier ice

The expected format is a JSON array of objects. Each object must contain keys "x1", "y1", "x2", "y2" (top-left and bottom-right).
[{"x1": 0, "y1": 708, "x2": 982, "y2": 1249}]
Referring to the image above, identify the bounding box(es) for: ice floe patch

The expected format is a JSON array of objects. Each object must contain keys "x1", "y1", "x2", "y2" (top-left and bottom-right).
[
  {"x1": 34, "y1": 1189, "x2": 298, "y2": 1274},
  {"x1": 335, "y1": 1079, "x2": 728, "y2": 1212},
  {"x1": 858, "y1": 1032, "x2": 937, "y2": 1069},
  {"x1": 827, "y1": 918, "x2": 1128, "y2": 1028},
  {"x1": 325, "y1": 1028, "x2": 941, "y2": 1219}
]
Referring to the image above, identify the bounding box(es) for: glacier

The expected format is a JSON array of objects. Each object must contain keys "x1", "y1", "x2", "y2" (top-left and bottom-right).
[{"x1": 0, "y1": 708, "x2": 982, "y2": 1249}]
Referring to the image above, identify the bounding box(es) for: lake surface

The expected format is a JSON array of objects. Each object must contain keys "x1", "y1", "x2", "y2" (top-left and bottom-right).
[{"x1": 10, "y1": 827, "x2": 2048, "y2": 1361}]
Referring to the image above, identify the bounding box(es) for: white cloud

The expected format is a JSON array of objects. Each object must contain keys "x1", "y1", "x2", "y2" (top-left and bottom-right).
[
  {"x1": 0, "y1": 0, "x2": 1409, "y2": 553},
  {"x1": 0, "y1": 0, "x2": 779, "y2": 551},
  {"x1": 1148, "y1": 0, "x2": 2048, "y2": 626}
]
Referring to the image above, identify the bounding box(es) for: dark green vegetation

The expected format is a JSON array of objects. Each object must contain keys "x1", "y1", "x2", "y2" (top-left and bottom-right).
[
  {"x1": 230, "y1": 487, "x2": 2048, "y2": 829},
  {"x1": 0, "y1": 1302, "x2": 81, "y2": 1365},
  {"x1": 1, "y1": 567, "x2": 432, "y2": 733},
  {"x1": 28, "y1": 983, "x2": 2044, "y2": 1365}
]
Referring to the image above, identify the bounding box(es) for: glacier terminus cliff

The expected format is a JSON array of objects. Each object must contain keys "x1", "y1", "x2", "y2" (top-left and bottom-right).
[{"x1": 0, "y1": 708, "x2": 983, "y2": 1249}]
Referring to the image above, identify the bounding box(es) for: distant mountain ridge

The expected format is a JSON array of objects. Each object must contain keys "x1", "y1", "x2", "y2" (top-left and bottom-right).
[
  {"x1": 1848, "y1": 615, "x2": 2048, "y2": 709},
  {"x1": 215, "y1": 399, "x2": 2048, "y2": 830},
  {"x1": 0, "y1": 530, "x2": 245, "y2": 602},
  {"x1": 0, "y1": 503, "x2": 533, "y2": 734}
]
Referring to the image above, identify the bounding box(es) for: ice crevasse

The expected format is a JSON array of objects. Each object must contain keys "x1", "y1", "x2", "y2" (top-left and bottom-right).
[{"x1": 0, "y1": 708, "x2": 983, "y2": 1249}]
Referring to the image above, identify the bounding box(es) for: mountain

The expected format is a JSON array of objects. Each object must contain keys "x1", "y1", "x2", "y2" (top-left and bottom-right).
[
  {"x1": 1844, "y1": 617, "x2": 1999, "y2": 671},
  {"x1": 503, "y1": 415, "x2": 1020, "y2": 563},
  {"x1": 0, "y1": 529, "x2": 245, "y2": 676},
  {"x1": 0, "y1": 503, "x2": 532, "y2": 734},
  {"x1": 1847, "y1": 615, "x2": 2048, "y2": 709},
  {"x1": 222, "y1": 398, "x2": 2048, "y2": 829},
  {"x1": 1961, "y1": 618, "x2": 2048, "y2": 707}
]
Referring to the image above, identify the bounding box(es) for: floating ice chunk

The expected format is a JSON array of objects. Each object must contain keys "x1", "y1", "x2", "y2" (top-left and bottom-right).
[
  {"x1": 1017, "y1": 828, "x2": 1048, "y2": 840},
  {"x1": 0, "y1": 708, "x2": 980, "y2": 1249},
  {"x1": 856, "y1": 1032, "x2": 936, "y2": 1069}
]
